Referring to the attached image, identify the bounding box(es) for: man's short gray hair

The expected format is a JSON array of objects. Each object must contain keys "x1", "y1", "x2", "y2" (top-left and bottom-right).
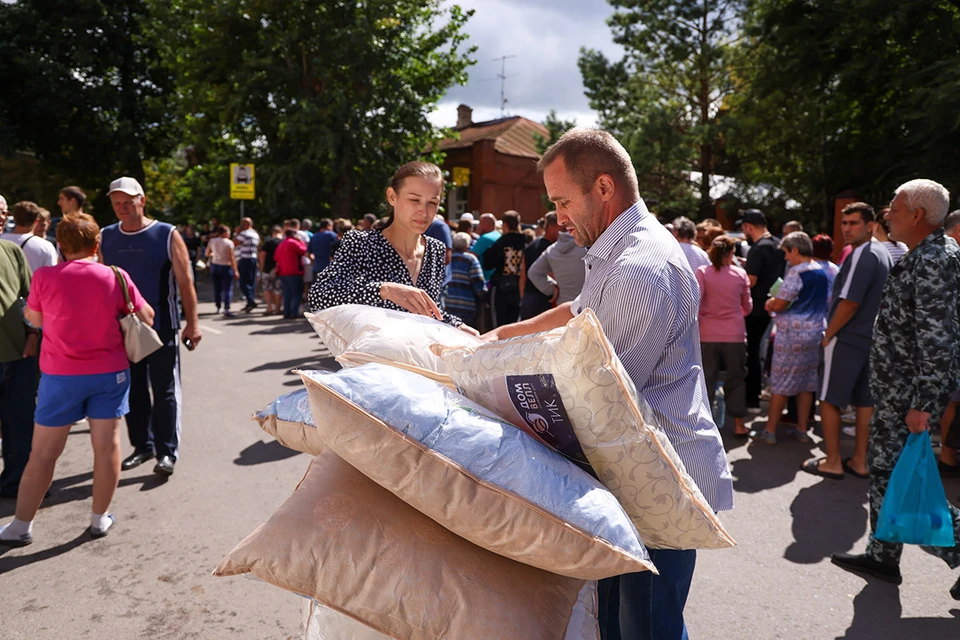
[
  {"x1": 671, "y1": 216, "x2": 697, "y2": 240},
  {"x1": 452, "y1": 231, "x2": 472, "y2": 252},
  {"x1": 779, "y1": 231, "x2": 814, "y2": 257},
  {"x1": 944, "y1": 210, "x2": 960, "y2": 233},
  {"x1": 895, "y1": 179, "x2": 951, "y2": 226}
]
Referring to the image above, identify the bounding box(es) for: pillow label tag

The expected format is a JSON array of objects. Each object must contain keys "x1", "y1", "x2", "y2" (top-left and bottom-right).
[{"x1": 502, "y1": 374, "x2": 593, "y2": 473}]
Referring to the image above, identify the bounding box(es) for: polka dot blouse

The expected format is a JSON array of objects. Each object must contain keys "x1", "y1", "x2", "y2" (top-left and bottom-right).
[{"x1": 308, "y1": 229, "x2": 463, "y2": 326}]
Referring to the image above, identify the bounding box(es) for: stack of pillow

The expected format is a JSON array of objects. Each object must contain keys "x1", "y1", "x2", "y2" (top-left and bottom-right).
[{"x1": 229, "y1": 305, "x2": 735, "y2": 638}]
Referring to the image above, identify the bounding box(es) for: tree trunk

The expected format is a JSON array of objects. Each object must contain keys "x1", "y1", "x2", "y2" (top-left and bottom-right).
[
  {"x1": 698, "y1": 3, "x2": 712, "y2": 219},
  {"x1": 331, "y1": 172, "x2": 355, "y2": 219}
]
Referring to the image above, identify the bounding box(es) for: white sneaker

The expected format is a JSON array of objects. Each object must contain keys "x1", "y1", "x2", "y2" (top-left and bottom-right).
[{"x1": 842, "y1": 426, "x2": 856, "y2": 438}]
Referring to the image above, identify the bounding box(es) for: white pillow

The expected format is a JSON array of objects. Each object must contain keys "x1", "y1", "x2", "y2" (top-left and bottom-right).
[{"x1": 305, "y1": 304, "x2": 480, "y2": 375}]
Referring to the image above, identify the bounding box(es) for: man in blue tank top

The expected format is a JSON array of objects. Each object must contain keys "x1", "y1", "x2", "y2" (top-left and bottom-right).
[{"x1": 100, "y1": 177, "x2": 202, "y2": 477}]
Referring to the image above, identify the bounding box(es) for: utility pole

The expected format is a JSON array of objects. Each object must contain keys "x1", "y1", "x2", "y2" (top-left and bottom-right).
[{"x1": 493, "y1": 54, "x2": 516, "y2": 118}]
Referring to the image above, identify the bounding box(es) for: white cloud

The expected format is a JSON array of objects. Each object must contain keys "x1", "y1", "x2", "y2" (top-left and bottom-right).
[{"x1": 429, "y1": 0, "x2": 623, "y2": 129}]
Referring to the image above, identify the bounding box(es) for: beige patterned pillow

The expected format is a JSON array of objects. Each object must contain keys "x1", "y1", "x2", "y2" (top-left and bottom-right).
[
  {"x1": 215, "y1": 452, "x2": 592, "y2": 640},
  {"x1": 434, "y1": 309, "x2": 735, "y2": 550}
]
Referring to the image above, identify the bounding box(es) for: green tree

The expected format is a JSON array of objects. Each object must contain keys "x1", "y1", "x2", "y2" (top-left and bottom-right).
[
  {"x1": 580, "y1": 0, "x2": 742, "y2": 216},
  {"x1": 728, "y1": 0, "x2": 960, "y2": 220},
  {"x1": 163, "y1": 0, "x2": 475, "y2": 222},
  {"x1": 0, "y1": 0, "x2": 178, "y2": 223},
  {"x1": 534, "y1": 110, "x2": 577, "y2": 155}
]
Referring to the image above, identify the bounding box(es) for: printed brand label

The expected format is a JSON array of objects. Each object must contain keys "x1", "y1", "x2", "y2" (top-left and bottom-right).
[
  {"x1": 504, "y1": 374, "x2": 593, "y2": 473},
  {"x1": 116, "y1": 372, "x2": 127, "y2": 384}
]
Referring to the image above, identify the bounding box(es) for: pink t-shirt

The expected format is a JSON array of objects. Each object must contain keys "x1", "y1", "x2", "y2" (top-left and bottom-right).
[
  {"x1": 26, "y1": 260, "x2": 146, "y2": 375},
  {"x1": 695, "y1": 263, "x2": 753, "y2": 343}
]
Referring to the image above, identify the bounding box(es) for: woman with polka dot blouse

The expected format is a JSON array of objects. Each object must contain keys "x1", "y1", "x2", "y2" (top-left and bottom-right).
[{"x1": 308, "y1": 162, "x2": 479, "y2": 335}]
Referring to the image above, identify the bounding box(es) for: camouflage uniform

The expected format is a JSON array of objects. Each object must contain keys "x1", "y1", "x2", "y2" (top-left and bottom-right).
[{"x1": 866, "y1": 228, "x2": 960, "y2": 567}]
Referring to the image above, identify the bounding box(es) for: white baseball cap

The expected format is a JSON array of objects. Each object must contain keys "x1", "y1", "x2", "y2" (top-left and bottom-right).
[
  {"x1": 459, "y1": 212, "x2": 475, "y2": 222},
  {"x1": 108, "y1": 176, "x2": 145, "y2": 197}
]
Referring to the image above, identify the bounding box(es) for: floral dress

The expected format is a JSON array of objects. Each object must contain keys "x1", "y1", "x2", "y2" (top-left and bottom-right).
[{"x1": 770, "y1": 260, "x2": 829, "y2": 395}]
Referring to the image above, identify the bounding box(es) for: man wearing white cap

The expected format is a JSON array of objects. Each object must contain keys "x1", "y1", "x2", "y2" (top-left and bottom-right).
[{"x1": 99, "y1": 177, "x2": 201, "y2": 477}]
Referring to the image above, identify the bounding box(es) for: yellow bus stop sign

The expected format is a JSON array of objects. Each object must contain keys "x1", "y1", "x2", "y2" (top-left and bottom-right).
[{"x1": 230, "y1": 163, "x2": 255, "y2": 199}]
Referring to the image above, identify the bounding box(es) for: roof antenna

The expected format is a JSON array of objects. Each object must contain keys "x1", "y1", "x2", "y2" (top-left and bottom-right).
[{"x1": 493, "y1": 54, "x2": 516, "y2": 118}]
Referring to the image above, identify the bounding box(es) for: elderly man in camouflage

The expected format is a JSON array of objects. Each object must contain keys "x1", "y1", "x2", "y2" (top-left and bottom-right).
[{"x1": 831, "y1": 179, "x2": 960, "y2": 600}]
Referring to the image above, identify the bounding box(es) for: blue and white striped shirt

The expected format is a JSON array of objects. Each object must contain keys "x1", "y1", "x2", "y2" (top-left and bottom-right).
[{"x1": 573, "y1": 200, "x2": 734, "y2": 512}]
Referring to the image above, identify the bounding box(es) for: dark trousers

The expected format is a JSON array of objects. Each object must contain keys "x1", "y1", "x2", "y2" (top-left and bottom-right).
[
  {"x1": 126, "y1": 343, "x2": 181, "y2": 461},
  {"x1": 280, "y1": 275, "x2": 303, "y2": 318},
  {"x1": 490, "y1": 286, "x2": 521, "y2": 328},
  {"x1": 0, "y1": 356, "x2": 38, "y2": 493},
  {"x1": 520, "y1": 289, "x2": 552, "y2": 320},
  {"x1": 211, "y1": 264, "x2": 234, "y2": 310},
  {"x1": 865, "y1": 403, "x2": 960, "y2": 568},
  {"x1": 599, "y1": 549, "x2": 697, "y2": 640},
  {"x1": 745, "y1": 315, "x2": 771, "y2": 407},
  {"x1": 238, "y1": 258, "x2": 257, "y2": 306},
  {"x1": 701, "y1": 341, "x2": 748, "y2": 418}
]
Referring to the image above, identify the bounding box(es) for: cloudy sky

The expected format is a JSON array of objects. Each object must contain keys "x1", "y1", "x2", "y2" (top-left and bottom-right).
[{"x1": 428, "y1": 0, "x2": 624, "y2": 129}]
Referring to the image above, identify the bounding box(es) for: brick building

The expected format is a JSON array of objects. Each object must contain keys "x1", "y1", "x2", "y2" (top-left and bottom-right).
[{"x1": 438, "y1": 105, "x2": 549, "y2": 224}]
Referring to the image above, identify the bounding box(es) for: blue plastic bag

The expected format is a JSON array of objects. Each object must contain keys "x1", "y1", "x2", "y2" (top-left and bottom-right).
[{"x1": 875, "y1": 431, "x2": 955, "y2": 547}]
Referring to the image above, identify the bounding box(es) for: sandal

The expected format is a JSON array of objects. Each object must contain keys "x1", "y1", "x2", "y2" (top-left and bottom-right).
[
  {"x1": 789, "y1": 427, "x2": 813, "y2": 443},
  {"x1": 842, "y1": 458, "x2": 869, "y2": 479},
  {"x1": 752, "y1": 430, "x2": 777, "y2": 445},
  {"x1": 801, "y1": 458, "x2": 844, "y2": 481}
]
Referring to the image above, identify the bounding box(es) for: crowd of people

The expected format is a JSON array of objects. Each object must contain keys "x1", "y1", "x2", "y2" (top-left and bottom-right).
[
  {"x1": 0, "y1": 178, "x2": 200, "y2": 546},
  {"x1": 1, "y1": 130, "x2": 959, "y2": 636}
]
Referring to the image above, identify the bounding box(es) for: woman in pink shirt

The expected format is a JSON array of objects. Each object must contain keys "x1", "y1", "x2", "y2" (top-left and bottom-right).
[
  {"x1": 0, "y1": 214, "x2": 154, "y2": 547},
  {"x1": 695, "y1": 235, "x2": 754, "y2": 437}
]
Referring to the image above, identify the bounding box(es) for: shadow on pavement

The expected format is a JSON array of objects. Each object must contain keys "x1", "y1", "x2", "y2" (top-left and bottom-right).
[
  {"x1": 234, "y1": 440, "x2": 301, "y2": 466},
  {"x1": 248, "y1": 322, "x2": 315, "y2": 336},
  {"x1": 729, "y1": 436, "x2": 819, "y2": 493},
  {"x1": 784, "y1": 480, "x2": 868, "y2": 564},
  {"x1": 0, "y1": 531, "x2": 91, "y2": 575},
  {"x1": 246, "y1": 355, "x2": 339, "y2": 374},
  {"x1": 0, "y1": 472, "x2": 167, "y2": 518},
  {"x1": 835, "y1": 580, "x2": 960, "y2": 639}
]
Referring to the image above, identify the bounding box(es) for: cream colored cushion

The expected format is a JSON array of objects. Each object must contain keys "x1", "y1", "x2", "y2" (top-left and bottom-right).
[
  {"x1": 299, "y1": 364, "x2": 656, "y2": 580},
  {"x1": 435, "y1": 309, "x2": 735, "y2": 550},
  {"x1": 305, "y1": 304, "x2": 479, "y2": 376},
  {"x1": 252, "y1": 389, "x2": 324, "y2": 455},
  {"x1": 215, "y1": 452, "x2": 591, "y2": 640}
]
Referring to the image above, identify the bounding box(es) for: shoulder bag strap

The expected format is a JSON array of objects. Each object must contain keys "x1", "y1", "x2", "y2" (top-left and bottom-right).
[
  {"x1": 19, "y1": 234, "x2": 34, "y2": 248},
  {"x1": 110, "y1": 266, "x2": 135, "y2": 314}
]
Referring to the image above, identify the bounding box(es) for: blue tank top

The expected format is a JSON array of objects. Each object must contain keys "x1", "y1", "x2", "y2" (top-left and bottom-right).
[{"x1": 101, "y1": 220, "x2": 179, "y2": 340}]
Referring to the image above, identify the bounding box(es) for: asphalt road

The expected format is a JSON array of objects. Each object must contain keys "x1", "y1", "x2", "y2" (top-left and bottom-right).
[{"x1": 1, "y1": 286, "x2": 958, "y2": 639}]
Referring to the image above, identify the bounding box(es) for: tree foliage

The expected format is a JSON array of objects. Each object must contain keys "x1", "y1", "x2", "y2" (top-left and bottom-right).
[
  {"x1": 534, "y1": 110, "x2": 577, "y2": 155},
  {"x1": 727, "y1": 0, "x2": 960, "y2": 219},
  {"x1": 0, "y1": 0, "x2": 178, "y2": 223},
  {"x1": 580, "y1": 0, "x2": 741, "y2": 217},
  {"x1": 0, "y1": 0, "x2": 474, "y2": 226},
  {"x1": 162, "y1": 0, "x2": 474, "y2": 222}
]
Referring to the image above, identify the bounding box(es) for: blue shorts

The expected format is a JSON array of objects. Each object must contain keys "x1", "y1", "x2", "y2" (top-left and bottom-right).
[{"x1": 34, "y1": 370, "x2": 131, "y2": 427}]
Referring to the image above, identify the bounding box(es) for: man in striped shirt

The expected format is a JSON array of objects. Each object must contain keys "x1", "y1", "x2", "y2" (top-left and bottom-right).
[
  {"x1": 233, "y1": 217, "x2": 260, "y2": 312},
  {"x1": 487, "y1": 128, "x2": 732, "y2": 640}
]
